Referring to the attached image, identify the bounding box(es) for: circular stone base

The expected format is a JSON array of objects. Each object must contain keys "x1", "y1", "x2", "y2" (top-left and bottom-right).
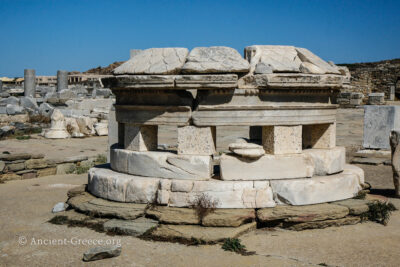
[{"x1": 88, "y1": 164, "x2": 364, "y2": 208}]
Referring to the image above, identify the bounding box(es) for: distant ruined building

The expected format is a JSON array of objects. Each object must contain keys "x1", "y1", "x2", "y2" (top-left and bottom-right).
[{"x1": 339, "y1": 58, "x2": 400, "y2": 99}]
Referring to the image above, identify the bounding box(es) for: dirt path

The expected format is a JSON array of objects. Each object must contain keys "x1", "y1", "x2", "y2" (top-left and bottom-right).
[{"x1": 0, "y1": 173, "x2": 399, "y2": 266}]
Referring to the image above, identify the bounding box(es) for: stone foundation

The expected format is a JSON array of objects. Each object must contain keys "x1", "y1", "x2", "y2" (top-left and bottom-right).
[{"x1": 88, "y1": 163, "x2": 363, "y2": 208}]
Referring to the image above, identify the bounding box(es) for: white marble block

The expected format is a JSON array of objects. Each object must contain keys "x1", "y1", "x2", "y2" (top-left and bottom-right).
[
  {"x1": 303, "y1": 147, "x2": 345, "y2": 175},
  {"x1": 220, "y1": 153, "x2": 314, "y2": 181},
  {"x1": 110, "y1": 149, "x2": 212, "y2": 180},
  {"x1": 177, "y1": 126, "x2": 216, "y2": 155},
  {"x1": 262, "y1": 125, "x2": 302, "y2": 154},
  {"x1": 303, "y1": 123, "x2": 336, "y2": 149},
  {"x1": 124, "y1": 124, "x2": 157, "y2": 151},
  {"x1": 270, "y1": 167, "x2": 362, "y2": 205}
]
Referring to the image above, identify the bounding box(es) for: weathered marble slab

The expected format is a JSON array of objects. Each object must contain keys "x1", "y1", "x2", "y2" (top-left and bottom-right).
[
  {"x1": 181, "y1": 47, "x2": 250, "y2": 73},
  {"x1": 245, "y1": 45, "x2": 302, "y2": 73},
  {"x1": 115, "y1": 105, "x2": 191, "y2": 126},
  {"x1": 220, "y1": 153, "x2": 314, "y2": 180},
  {"x1": 110, "y1": 149, "x2": 212, "y2": 180},
  {"x1": 296, "y1": 47, "x2": 341, "y2": 74},
  {"x1": 114, "y1": 48, "x2": 189, "y2": 75},
  {"x1": 363, "y1": 105, "x2": 400, "y2": 149},
  {"x1": 244, "y1": 45, "x2": 341, "y2": 75},
  {"x1": 192, "y1": 105, "x2": 337, "y2": 126},
  {"x1": 175, "y1": 74, "x2": 238, "y2": 89},
  {"x1": 270, "y1": 165, "x2": 362, "y2": 205}
]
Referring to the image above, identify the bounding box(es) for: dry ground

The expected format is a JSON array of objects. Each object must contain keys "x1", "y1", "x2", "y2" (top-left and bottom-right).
[{"x1": 1, "y1": 107, "x2": 400, "y2": 266}]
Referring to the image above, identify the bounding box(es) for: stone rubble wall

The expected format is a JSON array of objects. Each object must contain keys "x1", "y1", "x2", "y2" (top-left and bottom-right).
[
  {"x1": 0, "y1": 153, "x2": 106, "y2": 182},
  {"x1": 338, "y1": 59, "x2": 400, "y2": 100}
]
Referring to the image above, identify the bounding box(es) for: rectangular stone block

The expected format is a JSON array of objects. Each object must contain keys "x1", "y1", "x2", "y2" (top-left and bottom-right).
[
  {"x1": 303, "y1": 123, "x2": 336, "y2": 149},
  {"x1": 270, "y1": 171, "x2": 361, "y2": 205},
  {"x1": 124, "y1": 124, "x2": 157, "y2": 151},
  {"x1": 122, "y1": 151, "x2": 212, "y2": 180},
  {"x1": 368, "y1": 92, "x2": 385, "y2": 105},
  {"x1": 363, "y1": 106, "x2": 400, "y2": 149},
  {"x1": 262, "y1": 125, "x2": 302, "y2": 154},
  {"x1": 220, "y1": 153, "x2": 314, "y2": 181},
  {"x1": 177, "y1": 126, "x2": 216, "y2": 155},
  {"x1": 303, "y1": 147, "x2": 345, "y2": 175}
]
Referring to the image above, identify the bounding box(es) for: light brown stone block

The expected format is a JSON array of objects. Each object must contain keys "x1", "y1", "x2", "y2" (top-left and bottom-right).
[
  {"x1": 303, "y1": 123, "x2": 336, "y2": 149},
  {"x1": 124, "y1": 124, "x2": 157, "y2": 151},
  {"x1": 177, "y1": 126, "x2": 216, "y2": 155},
  {"x1": 262, "y1": 125, "x2": 302, "y2": 154}
]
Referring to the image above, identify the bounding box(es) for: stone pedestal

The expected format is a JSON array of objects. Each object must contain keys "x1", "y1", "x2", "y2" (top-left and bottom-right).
[
  {"x1": 177, "y1": 126, "x2": 216, "y2": 155},
  {"x1": 57, "y1": 70, "x2": 68, "y2": 92},
  {"x1": 24, "y1": 69, "x2": 36, "y2": 97},
  {"x1": 44, "y1": 109, "x2": 70, "y2": 139},
  {"x1": 262, "y1": 125, "x2": 302, "y2": 154},
  {"x1": 124, "y1": 124, "x2": 157, "y2": 151},
  {"x1": 303, "y1": 123, "x2": 336, "y2": 149}
]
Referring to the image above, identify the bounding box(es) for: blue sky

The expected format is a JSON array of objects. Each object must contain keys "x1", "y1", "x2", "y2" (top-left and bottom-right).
[{"x1": 0, "y1": 0, "x2": 399, "y2": 77}]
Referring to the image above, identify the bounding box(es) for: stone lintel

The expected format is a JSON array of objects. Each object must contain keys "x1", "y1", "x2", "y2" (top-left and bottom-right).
[
  {"x1": 175, "y1": 74, "x2": 238, "y2": 89},
  {"x1": 115, "y1": 105, "x2": 191, "y2": 126},
  {"x1": 102, "y1": 75, "x2": 175, "y2": 89},
  {"x1": 262, "y1": 125, "x2": 302, "y2": 154},
  {"x1": 192, "y1": 106, "x2": 336, "y2": 126},
  {"x1": 238, "y1": 73, "x2": 344, "y2": 90}
]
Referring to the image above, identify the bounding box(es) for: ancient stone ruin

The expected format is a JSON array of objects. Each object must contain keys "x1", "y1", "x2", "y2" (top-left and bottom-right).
[{"x1": 87, "y1": 45, "x2": 365, "y2": 208}]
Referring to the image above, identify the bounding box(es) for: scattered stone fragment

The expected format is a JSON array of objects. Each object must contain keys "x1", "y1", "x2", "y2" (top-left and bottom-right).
[
  {"x1": 103, "y1": 217, "x2": 158, "y2": 236},
  {"x1": 150, "y1": 222, "x2": 256, "y2": 243},
  {"x1": 52, "y1": 202, "x2": 69, "y2": 213},
  {"x1": 228, "y1": 142, "x2": 265, "y2": 159},
  {"x1": 82, "y1": 245, "x2": 121, "y2": 262},
  {"x1": 257, "y1": 204, "x2": 349, "y2": 223}
]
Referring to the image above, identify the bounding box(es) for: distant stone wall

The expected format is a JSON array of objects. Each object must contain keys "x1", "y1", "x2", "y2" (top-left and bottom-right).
[{"x1": 339, "y1": 59, "x2": 400, "y2": 99}]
